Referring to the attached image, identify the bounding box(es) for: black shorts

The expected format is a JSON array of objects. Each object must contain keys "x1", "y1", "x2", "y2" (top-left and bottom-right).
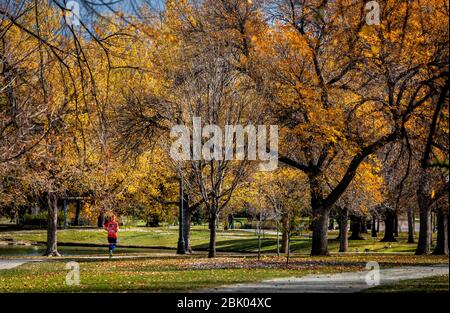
[{"x1": 108, "y1": 237, "x2": 117, "y2": 244}]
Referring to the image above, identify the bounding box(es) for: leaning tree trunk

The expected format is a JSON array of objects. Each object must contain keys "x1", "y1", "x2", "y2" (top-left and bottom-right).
[
  {"x1": 280, "y1": 212, "x2": 289, "y2": 254},
  {"x1": 339, "y1": 207, "x2": 349, "y2": 252},
  {"x1": 407, "y1": 208, "x2": 415, "y2": 243},
  {"x1": 433, "y1": 208, "x2": 448, "y2": 255},
  {"x1": 349, "y1": 215, "x2": 364, "y2": 240},
  {"x1": 416, "y1": 183, "x2": 432, "y2": 255},
  {"x1": 208, "y1": 213, "x2": 217, "y2": 258},
  {"x1": 381, "y1": 209, "x2": 397, "y2": 242},
  {"x1": 45, "y1": 192, "x2": 60, "y2": 256}
]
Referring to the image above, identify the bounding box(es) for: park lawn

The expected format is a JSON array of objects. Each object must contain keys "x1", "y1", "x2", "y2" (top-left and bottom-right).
[
  {"x1": 0, "y1": 227, "x2": 429, "y2": 254},
  {"x1": 0, "y1": 225, "x2": 249, "y2": 247},
  {"x1": 0, "y1": 254, "x2": 447, "y2": 292},
  {"x1": 0, "y1": 226, "x2": 218, "y2": 248},
  {"x1": 194, "y1": 230, "x2": 421, "y2": 253},
  {"x1": 364, "y1": 275, "x2": 449, "y2": 293}
]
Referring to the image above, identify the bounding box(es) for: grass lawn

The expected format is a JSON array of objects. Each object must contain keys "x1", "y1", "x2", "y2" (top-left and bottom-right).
[
  {"x1": 0, "y1": 226, "x2": 431, "y2": 254},
  {"x1": 0, "y1": 254, "x2": 447, "y2": 292},
  {"x1": 365, "y1": 275, "x2": 449, "y2": 293}
]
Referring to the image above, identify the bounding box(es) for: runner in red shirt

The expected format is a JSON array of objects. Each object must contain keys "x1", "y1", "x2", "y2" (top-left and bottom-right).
[{"x1": 104, "y1": 214, "x2": 118, "y2": 258}]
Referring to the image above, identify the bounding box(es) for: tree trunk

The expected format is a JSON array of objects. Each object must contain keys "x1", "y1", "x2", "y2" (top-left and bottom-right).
[
  {"x1": 361, "y1": 218, "x2": 368, "y2": 234},
  {"x1": 335, "y1": 209, "x2": 341, "y2": 240},
  {"x1": 407, "y1": 208, "x2": 415, "y2": 243},
  {"x1": 339, "y1": 207, "x2": 348, "y2": 252},
  {"x1": 280, "y1": 212, "x2": 289, "y2": 254},
  {"x1": 74, "y1": 199, "x2": 82, "y2": 226},
  {"x1": 433, "y1": 208, "x2": 448, "y2": 255},
  {"x1": 97, "y1": 212, "x2": 105, "y2": 228},
  {"x1": 371, "y1": 215, "x2": 377, "y2": 237},
  {"x1": 309, "y1": 175, "x2": 329, "y2": 256},
  {"x1": 381, "y1": 209, "x2": 397, "y2": 242},
  {"x1": 208, "y1": 214, "x2": 217, "y2": 258},
  {"x1": 349, "y1": 215, "x2": 364, "y2": 240},
  {"x1": 286, "y1": 235, "x2": 291, "y2": 265},
  {"x1": 328, "y1": 210, "x2": 335, "y2": 230},
  {"x1": 394, "y1": 212, "x2": 399, "y2": 237},
  {"x1": 311, "y1": 206, "x2": 329, "y2": 256},
  {"x1": 276, "y1": 220, "x2": 280, "y2": 256},
  {"x1": 416, "y1": 183, "x2": 432, "y2": 255},
  {"x1": 432, "y1": 212, "x2": 436, "y2": 233},
  {"x1": 45, "y1": 192, "x2": 60, "y2": 256},
  {"x1": 184, "y1": 203, "x2": 193, "y2": 253}
]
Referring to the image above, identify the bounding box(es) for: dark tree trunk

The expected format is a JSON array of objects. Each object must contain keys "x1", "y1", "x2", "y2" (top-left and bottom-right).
[
  {"x1": 371, "y1": 215, "x2": 377, "y2": 237},
  {"x1": 433, "y1": 208, "x2": 448, "y2": 255},
  {"x1": 416, "y1": 183, "x2": 432, "y2": 255},
  {"x1": 74, "y1": 199, "x2": 82, "y2": 226},
  {"x1": 280, "y1": 212, "x2": 289, "y2": 254},
  {"x1": 328, "y1": 210, "x2": 335, "y2": 230},
  {"x1": 394, "y1": 212, "x2": 399, "y2": 237},
  {"x1": 45, "y1": 192, "x2": 60, "y2": 256},
  {"x1": 208, "y1": 214, "x2": 217, "y2": 258},
  {"x1": 335, "y1": 209, "x2": 341, "y2": 240},
  {"x1": 146, "y1": 213, "x2": 160, "y2": 227},
  {"x1": 407, "y1": 209, "x2": 415, "y2": 243},
  {"x1": 339, "y1": 207, "x2": 348, "y2": 252},
  {"x1": 431, "y1": 212, "x2": 434, "y2": 244},
  {"x1": 311, "y1": 206, "x2": 329, "y2": 255},
  {"x1": 432, "y1": 212, "x2": 436, "y2": 233},
  {"x1": 376, "y1": 218, "x2": 380, "y2": 232},
  {"x1": 97, "y1": 212, "x2": 105, "y2": 228},
  {"x1": 381, "y1": 209, "x2": 397, "y2": 242},
  {"x1": 309, "y1": 176, "x2": 329, "y2": 256},
  {"x1": 361, "y1": 218, "x2": 368, "y2": 234},
  {"x1": 349, "y1": 215, "x2": 365, "y2": 240}
]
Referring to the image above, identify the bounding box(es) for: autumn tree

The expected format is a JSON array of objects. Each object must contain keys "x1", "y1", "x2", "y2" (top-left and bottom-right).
[
  {"x1": 1, "y1": 0, "x2": 139, "y2": 255},
  {"x1": 241, "y1": 0, "x2": 449, "y2": 255},
  {"x1": 256, "y1": 168, "x2": 309, "y2": 254}
]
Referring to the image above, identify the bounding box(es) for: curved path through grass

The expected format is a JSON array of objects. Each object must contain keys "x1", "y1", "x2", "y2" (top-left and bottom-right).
[{"x1": 205, "y1": 265, "x2": 449, "y2": 293}]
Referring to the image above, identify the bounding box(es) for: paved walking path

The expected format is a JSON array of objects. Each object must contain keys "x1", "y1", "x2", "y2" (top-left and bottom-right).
[
  {"x1": 205, "y1": 265, "x2": 449, "y2": 293},
  {"x1": 0, "y1": 259, "x2": 41, "y2": 270}
]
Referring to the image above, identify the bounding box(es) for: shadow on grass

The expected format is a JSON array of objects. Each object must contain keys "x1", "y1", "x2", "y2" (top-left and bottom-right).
[{"x1": 193, "y1": 237, "x2": 312, "y2": 253}]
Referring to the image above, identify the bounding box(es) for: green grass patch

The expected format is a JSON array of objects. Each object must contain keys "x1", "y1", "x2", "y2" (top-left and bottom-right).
[
  {"x1": 0, "y1": 256, "x2": 345, "y2": 292},
  {"x1": 0, "y1": 227, "x2": 429, "y2": 254},
  {"x1": 0, "y1": 254, "x2": 447, "y2": 292}
]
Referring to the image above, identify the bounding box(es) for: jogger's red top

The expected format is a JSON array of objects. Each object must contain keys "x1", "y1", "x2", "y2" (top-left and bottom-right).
[{"x1": 104, "y1": 220, "x2": 118, "y2": 238}]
